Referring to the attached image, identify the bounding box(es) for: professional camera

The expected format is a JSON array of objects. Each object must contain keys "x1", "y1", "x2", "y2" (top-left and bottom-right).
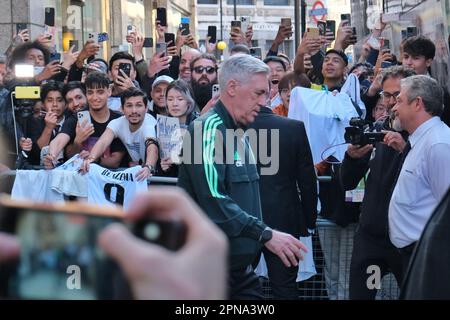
[{"x1": 344, "y1": 117, "x2": 386, "y2": 146}]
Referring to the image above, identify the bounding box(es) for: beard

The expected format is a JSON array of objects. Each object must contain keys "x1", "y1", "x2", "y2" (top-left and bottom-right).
[{"x1": 191, "y1": 77, "x2": 216, "y2": 111}]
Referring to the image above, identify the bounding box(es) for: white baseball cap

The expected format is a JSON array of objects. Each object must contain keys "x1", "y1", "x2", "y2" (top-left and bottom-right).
[{"x1": 152, "y1": 75, "x2": 174, "y2": 89}]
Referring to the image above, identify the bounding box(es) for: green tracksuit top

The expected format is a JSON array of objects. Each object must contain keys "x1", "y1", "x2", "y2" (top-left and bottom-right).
[{"x1": 178, "y1": 100, "x2": 268, "y2": 270}]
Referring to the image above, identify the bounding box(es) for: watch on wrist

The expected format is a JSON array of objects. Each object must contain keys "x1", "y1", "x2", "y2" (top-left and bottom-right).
[{"x1": 259, "y1": 227, "x2": 273, "y2": 245}]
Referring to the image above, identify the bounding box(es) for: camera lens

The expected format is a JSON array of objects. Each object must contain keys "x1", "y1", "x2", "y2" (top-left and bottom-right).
[{"x1": 143, "y1": 223, "x2": 160, "y2": 241}]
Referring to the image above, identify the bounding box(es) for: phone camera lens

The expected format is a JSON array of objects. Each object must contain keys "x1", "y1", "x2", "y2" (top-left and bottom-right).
[{"x1": 143, "y1": 223, "x2": 160, "y2": 241}]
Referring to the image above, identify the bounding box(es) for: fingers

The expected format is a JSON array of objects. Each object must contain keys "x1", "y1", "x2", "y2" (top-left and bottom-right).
[{"x1": 0, "y1": 233, "x2": 20, "y2": 263}]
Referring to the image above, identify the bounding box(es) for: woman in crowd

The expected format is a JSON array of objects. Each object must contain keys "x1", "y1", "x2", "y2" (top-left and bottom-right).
[
  {"x1": 273, "y1": 72, "x2": 311, "y2": 117},
  {"x1": 158, "y1": 79, "x2": 198, "y2": 177}
]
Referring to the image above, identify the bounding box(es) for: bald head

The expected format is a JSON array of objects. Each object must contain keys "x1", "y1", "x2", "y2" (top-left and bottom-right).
[{"x1": 179, "y1": 48, "x2": 201, "y2": 81}]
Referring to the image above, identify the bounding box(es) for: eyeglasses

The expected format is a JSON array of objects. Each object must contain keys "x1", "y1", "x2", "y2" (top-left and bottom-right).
[
  {"x1": 192, "y1": 66, "x2": 216, "y2": 74},
  {"x1": 379, "y1": 91, "x2": 400, "y2": 102}
]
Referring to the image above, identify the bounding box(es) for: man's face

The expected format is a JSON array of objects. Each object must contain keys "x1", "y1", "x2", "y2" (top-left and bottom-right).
[
  {"x1": 43, "y1": 91, "x2": 66, "y2": 119},
  {"x1": 179, "y1": 50, "x2": 201, "y2": 81},
  {"x1": 322, "y1": 53, "x2": 346, "y2": 81},
  {"x1": 266, "y1": 61, "x2": 286, "y2": 89},
  {"x1": 392, "y1": 89, "x2": 416, "y2": 133},
  {"x1": 151, "y1": 82, "x2": 169, "y2": 108},
  {"x1": 381, "y1": 77, "x2": 402, "y2": 111},
  {"x1": 231, "y1": 73, "x2": 270, "y2": 127},
  {"x1": 109, "y1": 59, "x2": 136, "y2": 82},
  {"x1": 25, "y1": 48, "x2": 45, "y2": 67},
  {"x1": 402, "y1": 52, "x2": 432, "y2": 75},
  {"x1": 191, "y1": 59, "x2": 217, "y2": 86},
  {"x1": 122, "y1": 96, "x2": 147, "y2": 126},
  {"x1": 65, "y1": 88, "x2": 87, "y2": 113},
  {"x1": 86, "y1": 86, "x2": 111, "y2": 111},
  {"x1": 0, "y1": 63, "x2": 6, "y2": 86}
]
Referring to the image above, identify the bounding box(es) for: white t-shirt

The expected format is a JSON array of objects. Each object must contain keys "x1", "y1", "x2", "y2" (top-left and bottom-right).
[
  {"x1": 87, "y1": 164, "x2": 148, "y2": 209},
  {"x1": 108, "y1": 97, "x2": 122, "y2": 113},
  {"x1": 12, "y1": 170, "x2": 64, "y2": 203},
  {"x1": 107, "y1": 114, "x2": 157, "y2": 162}
]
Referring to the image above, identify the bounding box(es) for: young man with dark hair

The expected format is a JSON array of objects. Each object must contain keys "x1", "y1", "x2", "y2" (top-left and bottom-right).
[
  {"x1": 63, "y1": 81, "x2": 87, "y2": 114},
  {"x1": 44, "y1": 72, "x2": 126, "y2": 169},
  {"x1": 264, "y1": 56, "x2": 287, "y2": 108},
  {"x1": 108, "y1": 51, "x2": 139, "y2": 112},
  {"x1": 21, "y1": 80, "x2": 67, "y2": 165},
  {"x1": 80, "y1": 87, "x2": 158, "y2": 181}
]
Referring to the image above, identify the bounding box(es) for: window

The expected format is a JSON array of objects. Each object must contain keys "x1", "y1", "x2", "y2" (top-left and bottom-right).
[
  {"x1": 226, "y1": 0, "x2": 254, "y2": 5},
  {"x1": 198, "y1": 0, "x2": 218, "y2": 4},
  {"x1": 264, "y1": 0, "x2": 289, "y2": 5}
]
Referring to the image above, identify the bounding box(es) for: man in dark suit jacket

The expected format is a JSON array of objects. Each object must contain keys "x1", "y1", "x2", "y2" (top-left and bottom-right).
[{"x1": 249, "y1": 107, "x2": 318, "y2": 299}]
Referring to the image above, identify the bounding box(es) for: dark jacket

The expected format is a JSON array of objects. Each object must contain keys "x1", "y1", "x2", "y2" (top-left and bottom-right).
[
  {"x1": 340, "y1": 142, "x2": 404, "y2": 241},
  {"x1": 178, "y1": 100, "x2": 267, "y2": 270},
  {"x1": 249, "y1": 107, "x2": 317, "y2": 237}
]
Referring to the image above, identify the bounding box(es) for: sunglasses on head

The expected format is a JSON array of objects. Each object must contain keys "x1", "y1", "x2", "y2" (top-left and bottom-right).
[{"x1": 192, "y1": 66, "x2": 216, "y2": 74}]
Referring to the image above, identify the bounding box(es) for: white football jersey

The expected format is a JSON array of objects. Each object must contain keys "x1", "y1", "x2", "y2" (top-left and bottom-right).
[
  {"x1": 12, "y1": 170, "x2": 64, "y2": 203},
  {"x1": 87, "y1": 164, "x2": 148, "y2": 209}
]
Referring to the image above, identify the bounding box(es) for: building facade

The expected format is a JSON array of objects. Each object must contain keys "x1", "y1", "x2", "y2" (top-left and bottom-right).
[{"x1": 0, "y1": 0, "x2": 197, "y2": 61}]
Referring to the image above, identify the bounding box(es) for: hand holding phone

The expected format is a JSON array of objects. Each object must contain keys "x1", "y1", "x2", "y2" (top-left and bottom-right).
[{"x1": 78, "y1": 111, "x2": 92, "y2": 127}]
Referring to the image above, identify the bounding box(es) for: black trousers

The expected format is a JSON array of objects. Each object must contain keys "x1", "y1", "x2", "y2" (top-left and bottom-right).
[
  {"x1": 262, "y1": 248, "x2": 299, "y2": 300},
  {"x1": 398, "y1": 241, "x2": 417, "y2": 281},
  {"x1": 228, "y1": 265, "x2": 264, "y2": 300},
  {"x1": 349, "y1": 229, "x2": 403, "y2": 300}
]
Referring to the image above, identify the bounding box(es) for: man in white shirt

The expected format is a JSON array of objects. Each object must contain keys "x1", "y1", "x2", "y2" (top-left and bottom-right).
[
  {"x1": 80, "y1": 87, "x2": 158, "y2": 181},
  {"x1": 389, "y1": 75, "x2": 450, "y2": 273}
]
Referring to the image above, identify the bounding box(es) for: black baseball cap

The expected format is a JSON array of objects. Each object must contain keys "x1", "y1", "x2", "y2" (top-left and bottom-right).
[{"x1": 325, "y1": 49, "x2": 348, "y2": 66}]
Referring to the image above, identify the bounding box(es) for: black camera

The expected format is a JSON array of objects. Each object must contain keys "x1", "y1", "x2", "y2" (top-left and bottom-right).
[{"x1": 344, "y1": 117, "x2": 386, "y2": 146}]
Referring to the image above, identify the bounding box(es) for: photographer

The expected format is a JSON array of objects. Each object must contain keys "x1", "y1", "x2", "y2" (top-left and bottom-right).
[{"x1": 339, "y1": 66, "x2": 415, "y2": 299}]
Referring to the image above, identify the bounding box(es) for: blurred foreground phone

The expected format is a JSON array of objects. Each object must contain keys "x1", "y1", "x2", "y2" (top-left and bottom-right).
[
  {"x1": 0, "y1": 195, "x2": 187, "y2": 300},
  {"x1": 156, "y1": 7, "x2": 167, "y2": 26},
  {"x1": 207, "y1": 26, "x2": 217, "y2": 43},
  {"x1": 44, "y1": 7, "x2": 55, "y2": 27}
]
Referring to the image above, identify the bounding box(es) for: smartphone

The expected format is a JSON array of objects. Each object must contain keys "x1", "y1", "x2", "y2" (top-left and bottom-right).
[
  {"x1": 207, "y1": 26, "x2": 217, "y2": 44},
  {"x1": 156, "y1": 42, "x2": 167, "y2": 56},
  {"x1": 118, "y1": 63, "x2": 131, "y2": 78},
  {"x1": 127, "y1": 25, "x2": 136, "y2": 36},
  {"x1": 231, "y1": 20, "x2": 241, "y2": 34},
  {"x1": 69, "y1": 40, "x2": 79, "y2": 52},
  {"x1": 16, "y1": 23, "x2": 28, "y2": 34},
  {"x1": 326, "y1": 20, "x2": 336, "y2": 40},
  {"x1": 77, "y1": 111, "x2": 92, "y2": 126},
  {"x1": 98, "y1": 32, "x2": 109, "y2": 43},
  {"x1": 180, "y1": 17, "x2": 190, "y2": 36},
  {"x1": 44, "y1": 7, "x2": 55, "y2": 27},
  {"x1": 156, "y1": 7, "x2": 167, "y2": 27},
  {"x1": 406, "y1": 26, "x2": 418, "y2": 38},
  {"x1": 249, "y1": 47, "x2": 262, "y2": 60},
  {"x1": 212, "y1": 84, "x2": 220, "y2": 97},
  {"x1": 0, "y1": 195, "x2": 187, "y2": 300},
  {"x1": 381, "y1": 39, "x2": 390, "y2": 51},
  {"x1": 341, "y1": 13, "x2": 351, "y2": 26},
  {"x1": 281, "y1": 17, "x2": 292, "y2": 28},
  {"x1": 143, "y1": 37, "x2": 153, "y2": 48},
  {"x1": 381, "y1": 61, "x2": 392, "y2": 69},
  {"x1": 317, "y1": 21, "x2": 327, "y2": 36},
  {"x1": 164, "y1": 33, "x2": 176, "y2": 47},
  {"x1": 306, "y1": 27, "x2": 319, "y2": 38},
  {"x1": 88, "y1": 32, "x2": 99, "y2": 44},
  {"x1": 401, "y1": 29, "x2": 407, "y2": 40},
  {"x1": 240, "y1": 16, "x2": 251, "y2": 32},
  {"x1": 49, "y1": 52, "x2": 61, "y2": 63}
]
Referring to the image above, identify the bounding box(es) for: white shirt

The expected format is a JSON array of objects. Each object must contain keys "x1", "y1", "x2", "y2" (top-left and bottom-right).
[
  {"x1": 107, "y1": 114, "x2": 157, "y2": 162},
  {"x1": 108, "y1": 97, "x2": 122, "y2": 113},
  {"x1": 389, "y1": 117, "x2": 450, "y2": 248},
  {"x1": 87, "y1": 164, "x2": 148, "y2": 209}
]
